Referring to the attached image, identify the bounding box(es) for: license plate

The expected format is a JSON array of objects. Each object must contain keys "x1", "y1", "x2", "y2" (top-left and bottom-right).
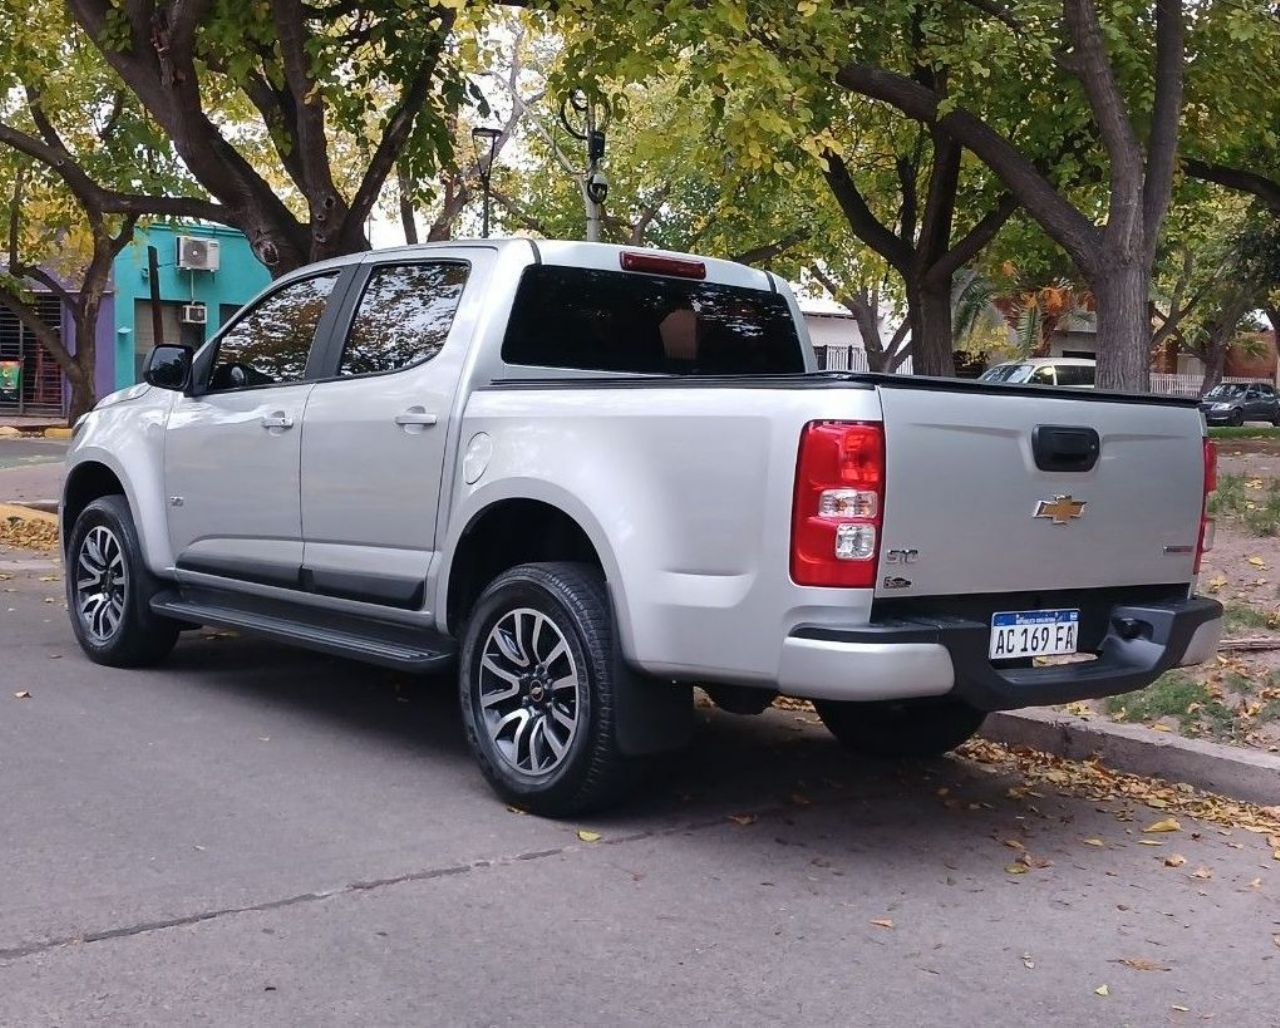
[{"x1": 989, "y1": 608, "x2": 1079, "y2": 660}]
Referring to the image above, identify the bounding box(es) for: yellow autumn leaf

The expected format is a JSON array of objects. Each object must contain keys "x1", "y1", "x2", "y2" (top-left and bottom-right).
[
  {"x1": 1248, "y1": 556, "x2": 1267, "y2": 568},
  {"x1": 1164, "y1": 854, "x2": 1187, "y2": 867},
  {"x1": 1082, "y1": 838, "x2": 1105, "y2": 847},
  {"x1": 576, "y1": 829, "x2": 601, "y2": 843},
  {"x1": 728, "y1": 813, "x2": 758, "y2": 826},
  {"x1": 1005, "y1": 863, "x2": 1029, "y2": 875},
  {"x1": 1191, "y1": 866, "x2": 1213, "y2": 879},
  {"x1": 870, "y1": 918, "x2": 894, "y2": 929},
  {"x1": 1095, "y1": 984, "x2": 1110, "y2": 997},
  {"x1": 1143, "y1": 818, "x2": 1181, "y2": 833}
]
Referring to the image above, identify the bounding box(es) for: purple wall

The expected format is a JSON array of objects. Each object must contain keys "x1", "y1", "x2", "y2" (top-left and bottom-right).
[{"x1": 59, "y1": 291, "x2": 117, "y2": 408}]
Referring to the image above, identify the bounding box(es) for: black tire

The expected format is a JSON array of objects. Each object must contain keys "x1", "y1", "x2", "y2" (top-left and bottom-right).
[
  {"x1": 459, "y1": 562, "x2": 641, "y2": 817},
  {"x1": 813, "y1": 697, "x2": 987, "y2": 759},
  {"x1": 1229, "y1": 409, "x2": 1245, "y2": 427},
  {"x1": 65, "y1": 495, "x2": 181, "y2": 667}
]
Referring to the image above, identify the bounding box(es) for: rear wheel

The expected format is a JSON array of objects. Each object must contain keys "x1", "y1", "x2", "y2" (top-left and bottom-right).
[
  {"x1": 66, "y1": 495, "x2": 181, "y2": 667},
  {"x1": 459, "y1": 562, "x2": 642, "y2": 817},
  {"x1": 814, "y1": 697, "x2": 986, "y2": 759}
]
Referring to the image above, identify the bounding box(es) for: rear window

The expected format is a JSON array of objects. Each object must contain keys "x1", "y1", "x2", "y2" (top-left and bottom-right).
[{"x1": 501, "y1": 265, "x2": 805, "y2": 375}]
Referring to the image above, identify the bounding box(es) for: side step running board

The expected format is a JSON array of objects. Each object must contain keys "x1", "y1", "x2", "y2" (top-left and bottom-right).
[{"x1": 151, "y1": 588, "x2": 456, "y2": 674}]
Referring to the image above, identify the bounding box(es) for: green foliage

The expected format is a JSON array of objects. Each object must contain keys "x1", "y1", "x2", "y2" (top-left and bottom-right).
[{"x1": 1104, "y1": 672, "x2": 1236, "y2": 737}]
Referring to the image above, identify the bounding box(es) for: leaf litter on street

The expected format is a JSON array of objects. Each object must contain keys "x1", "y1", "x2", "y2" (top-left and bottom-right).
[{"x1": 959, "y1": 739, "x2": 1280, "y2": 837}]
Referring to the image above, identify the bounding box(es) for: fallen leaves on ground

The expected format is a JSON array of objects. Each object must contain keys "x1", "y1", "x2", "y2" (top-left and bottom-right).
[
  {"x1": 1191, "y1": 865, "x2": 1214, "y2": 879},
  {"x1": 13, "y1": 690, "x2": 30, "y2": 699},
  {"x1": 728, "y1": 813, "x2": 758, "y2": 826},
  {"x1": 1081, "y1": 837, "x2": 1105, "y2": 847},
  {"x1": 959, "y1": 739, "x2": 1280, "y2": 837},
  {"x1": 1164, "y1": 854, "x2": 1187, "y2": 868},
  {"x1": 869, "y1": 918, "x2": 894, "y2": 929},
  {"x1": 1094, "y1": 984, "x2": 1110, "y2": 997},
  {"x1": 576, "y1": 829, "x2": 601, "y2": 843},
  {"x1": 1248, "y1": 556, "x2": 1268, "y2": 568},
  {"x1": 0, "y1": 514, "x2": 58, "y2": 551},
  {"x1": 1144, "y1": 818, "x2": 1182, "y2": 833},
  {"x1": 1117, "y1": 958, "x2": 1170, "y2": 972}
]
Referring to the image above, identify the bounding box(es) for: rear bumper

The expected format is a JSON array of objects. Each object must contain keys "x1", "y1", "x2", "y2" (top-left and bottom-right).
[{"x1": 777, "y1": 595, "x2": 1222, "y2": 711}]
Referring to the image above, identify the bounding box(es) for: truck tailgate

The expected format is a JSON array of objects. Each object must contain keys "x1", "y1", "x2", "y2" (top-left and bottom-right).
[{"x1": 875, "y1": 385, "x2": 1204, "y2": 598}]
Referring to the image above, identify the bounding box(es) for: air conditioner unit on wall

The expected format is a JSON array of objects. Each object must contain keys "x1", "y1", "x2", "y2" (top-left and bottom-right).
[
  {"x1": 181, "y1": 304, "x2": 208, "y2": 325},
  {"x1": 176, "y1": 236, "x2": 221, "y2": 272}
]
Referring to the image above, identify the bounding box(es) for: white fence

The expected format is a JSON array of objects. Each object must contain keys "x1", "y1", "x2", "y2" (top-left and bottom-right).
[
  {"x1": 814, "y1": 345, "x2": 913, "y2": 375},
  {"x1": 1148, "y1": 373, "x2": 1255, "y2": 398}
]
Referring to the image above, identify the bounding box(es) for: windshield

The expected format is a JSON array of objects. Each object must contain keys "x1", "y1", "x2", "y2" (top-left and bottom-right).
[
  {"x1": 979, "y1": 363, "x2": 1033, "y2": 383},
  {"x1": 1204, "y1": 384, "x2": 1246, "y2": 400}
]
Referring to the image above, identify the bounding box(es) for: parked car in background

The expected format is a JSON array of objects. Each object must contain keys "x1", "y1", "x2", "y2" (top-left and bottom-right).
[
  {"x1": 978, "y1": 357, "x2": 1095, "y2": 388},
  {"x1": 1198, "y1": 382, "x2": 1280, "y2": 426}
]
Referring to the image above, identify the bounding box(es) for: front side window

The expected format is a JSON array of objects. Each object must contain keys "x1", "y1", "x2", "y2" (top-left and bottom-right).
[
  {"x1": 501, "y1": 265, "x2": 804, "y2": 375},
  {"x1": 207, "y1": 274, "x2": 338, "y2": 391},
  {"x1": 339, "y1": 262, "x2": 469, "y2": 377},
  {"x1": 1030, "y1": 366, "x2": 1056, "y2": 385}
]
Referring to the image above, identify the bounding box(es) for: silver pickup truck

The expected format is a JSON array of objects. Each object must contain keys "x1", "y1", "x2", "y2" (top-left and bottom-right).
[{"x1": 62, "y1": 240, "x2": 1222, "y2": 815}]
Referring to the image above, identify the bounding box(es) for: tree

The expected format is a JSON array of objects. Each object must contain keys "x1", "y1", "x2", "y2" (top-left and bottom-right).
[
  {"x1": 0, "y1": 0, "x2": 202, "y2": 420},
  {"x1": 551, "y1": 0, "x2": 1260, "y2": 390},
  {"x1": 53, "y1": 0, "x2": 490, "y2": 275}
]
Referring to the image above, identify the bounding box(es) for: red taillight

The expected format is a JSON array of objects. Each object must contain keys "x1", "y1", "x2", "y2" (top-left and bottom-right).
[
  {"x1": 791, "y1": 421, "x2": 885, "y2": 587},
  {"x1": 1195, "y1": 437, "x2": 1217, "y2": 573},
  {"x1": 619, "y1": 251, "x2": 707, "y2": 279}
]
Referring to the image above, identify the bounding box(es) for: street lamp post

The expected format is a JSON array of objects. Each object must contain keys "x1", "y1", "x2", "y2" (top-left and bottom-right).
[
  {"x1": 470, "y1": 125, "x2": 502, "y2": 239},
  {"x1": 558, "y1": 90, "x2": 610, "y2": 242}
]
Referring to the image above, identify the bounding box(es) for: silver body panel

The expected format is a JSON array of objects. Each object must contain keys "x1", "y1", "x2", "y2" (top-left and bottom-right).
[{"x1": 63, "y1": 239, "x2": 1217, "y2": 704}]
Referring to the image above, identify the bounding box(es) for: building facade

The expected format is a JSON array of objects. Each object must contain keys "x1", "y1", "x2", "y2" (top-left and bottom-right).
[{"x1": 112, "y1": 223, "x2": 271, "y2": 390}]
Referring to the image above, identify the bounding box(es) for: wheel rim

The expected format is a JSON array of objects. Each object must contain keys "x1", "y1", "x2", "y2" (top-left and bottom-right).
[
  {"x1": 75, "y1": 525, "x2": 128, "y2": 642},
  {"x1": 478, "y1": 607, "x2": 581, "y2": 777}
]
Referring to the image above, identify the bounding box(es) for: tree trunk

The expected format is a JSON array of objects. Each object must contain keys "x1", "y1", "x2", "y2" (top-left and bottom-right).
[
  {"x1": 1091, "y1": 262, "x2": 1151, "y2": 392},
  {"x1": 907, "y1": 281, "x2": 956, "y2": 377},
  {"x1": 1199, "y1": 333, "x2": 1229, "y2": 394},
  {"x1": 67, "y1": 303, "x2": 100, "y2": 423}
]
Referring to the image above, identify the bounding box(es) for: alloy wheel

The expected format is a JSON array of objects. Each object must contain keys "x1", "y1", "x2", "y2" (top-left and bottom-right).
[
  {"x1": 478, "y1": 607, "x2": 581, "y2": 776},
  {"x1": 75, "y1": 525, "x2": 128, "y2": 642}
]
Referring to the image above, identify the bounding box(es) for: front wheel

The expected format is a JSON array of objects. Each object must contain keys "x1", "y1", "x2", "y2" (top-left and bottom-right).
[
  {"x1": 1230, "y1": 409, "x2": 1245, "y2": 427},
  {"x1": 814, "y1": 697, "x2": 986, "y2": 759},
  {"x1": 66, "y1": 495, "x2": 181, "y2": 667},
  {"x1": 459, "y1": 562, "x2": 642, "y2": 817}
]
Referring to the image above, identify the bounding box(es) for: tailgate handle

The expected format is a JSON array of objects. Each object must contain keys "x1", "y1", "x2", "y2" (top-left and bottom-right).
[{"x1": 1032, "y1": 425, "x2": 1099, "y2": 472}]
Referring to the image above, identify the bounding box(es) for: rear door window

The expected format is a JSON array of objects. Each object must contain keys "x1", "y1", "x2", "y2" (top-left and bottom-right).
[
  {"x1": 501, "y1": 265, "x2": 804, "y2": 375},
  {"x1": 1057, "y1": 364, "x2": 1095, "y2": 386},
  {"x1": 339, "y1": 262, "x2": 468, "y2": 377}
]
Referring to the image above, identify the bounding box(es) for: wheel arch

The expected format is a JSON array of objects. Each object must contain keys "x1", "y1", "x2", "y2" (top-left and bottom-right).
[
  {"x1": 61, "y1": 448, "x2": 174, "y2": 572},
  {"x1": 441, "y1": 490, "x2": 625, "y2": 639}
]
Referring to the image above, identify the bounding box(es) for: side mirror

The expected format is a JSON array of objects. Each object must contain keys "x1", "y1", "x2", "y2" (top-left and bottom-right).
[{"x1": 144, "y1": 345, "x2": 193, "y2": 391}]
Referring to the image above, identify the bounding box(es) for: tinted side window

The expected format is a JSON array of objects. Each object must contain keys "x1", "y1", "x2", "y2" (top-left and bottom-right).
[
  {"x1": 1031, "y1": 366, "x2": 1056, "y2": 384},
  {"x1": 1261, "y1": 384, "x2": 1276, "y2": 396},
  {"x1": 1057, "y1": 364, "x2": 1095, "y2": 386},
  {"x1": 501, "y1": 266, "x2": 805, "y2": 375},
  {"x1": 208, "y1": 274, "x2": 338, "y2": 391},
  {"x1": 340, "y1": 262, "x2": 469, "y2": 377}
]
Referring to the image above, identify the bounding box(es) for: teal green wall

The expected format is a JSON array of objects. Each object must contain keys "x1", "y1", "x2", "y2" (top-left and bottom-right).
[{"x1": 112, "y1": 223, "x2": 272, "y2": 389}]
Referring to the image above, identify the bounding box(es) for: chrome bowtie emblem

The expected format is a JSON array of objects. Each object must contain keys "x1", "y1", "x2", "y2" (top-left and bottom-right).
[{"x1": 1034, "y1": 495, "x2": 1086, "y2": 524}]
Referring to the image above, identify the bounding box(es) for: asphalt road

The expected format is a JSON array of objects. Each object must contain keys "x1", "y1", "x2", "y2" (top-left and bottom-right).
[
  {"x1": 1, "y1": 552, "x2": 1278, "y2": 1025},
  {"x1": 0, "y1": 438, "x2": 67, "y2": 472}
]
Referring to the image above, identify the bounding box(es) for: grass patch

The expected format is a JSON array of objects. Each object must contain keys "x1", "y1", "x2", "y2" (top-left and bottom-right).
[
  {"x1": 1208, "y1": 426, "x2": 1280, "y2": 440},
  {"x1": 1104, "y1": 671, "x2": 1237, "y2": 738},
  {"x1": 1222, "y1": 601, "x2": 1278, "y2": 635},
  {"x1": 1208, "y1": 472, "x2": 1280, "y2": 535}
]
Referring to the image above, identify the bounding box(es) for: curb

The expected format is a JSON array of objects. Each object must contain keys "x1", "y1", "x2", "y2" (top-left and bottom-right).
[
  {"x1": 0, "y1": 502, "x2": 58, "y2": 526},
  {"x1": 980, "y1": 708, "x2": 1280, "y2": 807}
]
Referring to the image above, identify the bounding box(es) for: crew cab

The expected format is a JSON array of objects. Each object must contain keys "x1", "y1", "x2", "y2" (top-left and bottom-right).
[{"x1": 61, "y1": 240, "x2": 1223, "y2": 815}]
